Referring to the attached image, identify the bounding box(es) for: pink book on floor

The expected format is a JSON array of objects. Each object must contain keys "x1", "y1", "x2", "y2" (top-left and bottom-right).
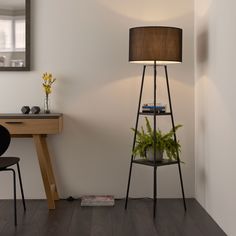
[{"x1": 81, "y1": 195, "x2": 115, "y2": 206}]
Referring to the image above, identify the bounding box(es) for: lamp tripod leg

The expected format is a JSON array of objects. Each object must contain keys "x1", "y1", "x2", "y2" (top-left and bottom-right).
[
  {"x1": 125, "y1": 65, "x2": 146, "y2": 209},
  {"x1": 153, "y1": 167, "x2": 157, "y2": 218},
  {"x1": 164, "y1": 65, "x2": 187, "y2": 211},
  {"x1": 153, "y1": 62, "x2": 157, "y2": 218}
]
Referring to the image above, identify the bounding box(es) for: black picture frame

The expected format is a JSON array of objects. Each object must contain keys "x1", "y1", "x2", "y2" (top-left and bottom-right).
[{"x1": 0, "y1": 0, "x2": 30, "y2": 71}]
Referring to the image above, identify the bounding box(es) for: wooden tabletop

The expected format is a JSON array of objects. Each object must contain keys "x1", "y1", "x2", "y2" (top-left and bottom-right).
[{"x1": 0, "y1": 113, "x2": 63, "y2": 119}]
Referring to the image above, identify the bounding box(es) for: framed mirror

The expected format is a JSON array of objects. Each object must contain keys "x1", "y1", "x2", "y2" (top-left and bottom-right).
[{"x1": 0, "y1": 0, "x2": 30, "y2": 71}]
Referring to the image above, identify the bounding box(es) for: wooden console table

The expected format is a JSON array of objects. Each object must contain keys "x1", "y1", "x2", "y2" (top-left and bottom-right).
[{"x1": 0, "y1": 113, "x2": 63, "y2": 209}]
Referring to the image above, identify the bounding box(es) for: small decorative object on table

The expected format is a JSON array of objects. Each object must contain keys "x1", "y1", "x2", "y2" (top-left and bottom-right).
[
  {"x1": 21, "y1": 106, "x2": 30, "y2": 114},
  {"x1": 42, "y1": 72, "x2": 56, "y2": 114},
  {"x1": 31, "y1": 106, "x2": 41, "y2": 114}
]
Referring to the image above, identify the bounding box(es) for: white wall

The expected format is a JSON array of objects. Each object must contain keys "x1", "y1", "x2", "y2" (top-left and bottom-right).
[
  {"x1": 195, "y1": 0, "x2": 236, "y2": 235},
  {"x1": 0, "y1": 0, "x2": 194, "y2": 200}
]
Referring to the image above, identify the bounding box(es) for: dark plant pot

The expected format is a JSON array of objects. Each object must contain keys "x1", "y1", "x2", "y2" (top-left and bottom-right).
[{"x1": 146, "y1": 148, "x2": 163, "y2": 161}]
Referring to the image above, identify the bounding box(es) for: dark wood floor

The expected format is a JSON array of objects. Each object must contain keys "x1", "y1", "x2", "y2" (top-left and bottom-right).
[{"x1": 0, "y1": 199, "x2": 226, "y2": 236}]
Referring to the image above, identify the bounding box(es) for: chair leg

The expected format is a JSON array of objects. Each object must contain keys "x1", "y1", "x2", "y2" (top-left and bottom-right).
[
  {"x1": 16, "y1": 163, "x2": 26, "y2": 211},
  {"x1": 2, "y1": 169, "x2": 17, "y2": 226},
  {"x1": 13, "y1": 169, "x2": 17, "y2": 226},
  {"x1": 7, "y1": 169, "x2": 17, "y2": 226}
]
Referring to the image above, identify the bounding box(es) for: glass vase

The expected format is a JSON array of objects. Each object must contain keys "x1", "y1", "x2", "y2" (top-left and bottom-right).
[{"x1": 44, "y1": 95, "x2": 50, "y2": 114}]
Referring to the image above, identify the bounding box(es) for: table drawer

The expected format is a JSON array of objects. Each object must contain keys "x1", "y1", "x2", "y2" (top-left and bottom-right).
[{"x1": 0, "y1": 118, "x2": 62, "y2": 135}]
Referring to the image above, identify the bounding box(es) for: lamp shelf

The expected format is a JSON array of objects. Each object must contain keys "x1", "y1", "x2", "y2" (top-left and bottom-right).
[
  {"x1": 132, "y1": 158, "x2": 178, "y2": 167},
  {"x1": 139, "y1": 112, "x2": 172, "y2": 116}
]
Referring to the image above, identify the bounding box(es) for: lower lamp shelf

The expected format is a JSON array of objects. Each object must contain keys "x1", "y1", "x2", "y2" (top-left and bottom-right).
[{"x1": 132, "y1": 158, "x2": 178, "y2": 167}]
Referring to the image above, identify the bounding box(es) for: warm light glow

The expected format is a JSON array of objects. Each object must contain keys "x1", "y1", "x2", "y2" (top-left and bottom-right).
[
  {"x1": 196, "y1": 0, "x2": 212, "y2": 18},
  {"x1": 97, "y1": 0, "x2": 192, "y2": 22},
  {"x1": 130, "y1": 61, "x2": 182, "y2": 65}
]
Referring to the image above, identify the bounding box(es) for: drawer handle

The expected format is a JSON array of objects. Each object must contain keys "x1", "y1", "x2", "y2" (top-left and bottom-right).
[{"x1": 5, "y1": 121, "x2": 24, "y2": 125}]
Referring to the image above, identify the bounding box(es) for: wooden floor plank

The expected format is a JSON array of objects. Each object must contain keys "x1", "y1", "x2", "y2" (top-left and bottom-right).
[
  {"x1": 126, "y1": 199, "x2": 158, "y2": 236},
  {"x1": 68, "y1": 200, "x2": 93, "y2": 236},
  {"x1": 0, "y1": 200, "x2": 41, "y2": 236},
  {"x1": 112, "y1": 199, "x2": 141, "y2": 236},
  {"x1": 30, "y1": 200, "x2": 76, "y2": 236},
  {"x1": 90, "y1": 205, "x2": 113, "y2": 236},
  {"x1": 0, "y1": 200, "x2": 13, "y2": 232},
  {"x1": 159, "y1": 199, "x2": 203, "y2": 236},
  {"x1": 186, "y1": 199, "x2": 227, "y2": 236},
  {"x1": 150, "y1": 199, "x2": 183, "y2": 236},
  {"x1": 0, "y1": 199, "x2": 226, "y2": 236}
]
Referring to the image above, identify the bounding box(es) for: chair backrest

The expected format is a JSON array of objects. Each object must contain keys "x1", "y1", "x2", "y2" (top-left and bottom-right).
[{"x1": 0, "y1": 125, "x2": 11, "y2": 156}]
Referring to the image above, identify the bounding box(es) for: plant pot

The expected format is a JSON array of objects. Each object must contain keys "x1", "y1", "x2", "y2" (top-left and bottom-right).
[{"x1": 146, "y1": 148, "x2": 163, "y2": 161}]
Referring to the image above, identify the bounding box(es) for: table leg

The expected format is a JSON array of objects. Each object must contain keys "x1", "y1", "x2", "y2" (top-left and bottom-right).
[
  {"x1": 33, "y1": 134, "x2": 59, "y2": 209},
  {"x1": 40, "y1": 136, "x2": 60, "y2": 201}
]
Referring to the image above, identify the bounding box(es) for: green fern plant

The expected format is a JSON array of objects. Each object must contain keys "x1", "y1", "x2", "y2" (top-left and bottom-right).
[{"x1": 132, "y1": 117, "x2": 182, "y2": 161}]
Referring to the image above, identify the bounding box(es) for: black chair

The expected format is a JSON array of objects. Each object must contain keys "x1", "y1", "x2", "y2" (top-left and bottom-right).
[{"x1": 0, "y1": 125, "x2": 26, "y2": 225}]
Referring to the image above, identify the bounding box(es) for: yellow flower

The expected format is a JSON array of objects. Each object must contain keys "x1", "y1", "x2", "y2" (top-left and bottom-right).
[{"x1": 42, "y1": 72, "x2": 56, "y2": 95}]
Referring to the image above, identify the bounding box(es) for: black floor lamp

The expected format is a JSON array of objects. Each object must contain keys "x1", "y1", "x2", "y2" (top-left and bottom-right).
[{"x1": 125, "y1": 26, "x2": 186, "y2": 218}]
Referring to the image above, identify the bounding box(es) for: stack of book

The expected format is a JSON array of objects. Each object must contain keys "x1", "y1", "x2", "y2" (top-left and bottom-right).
[
  {"x1": 81, "y1": 195, "x2": 115, "y2": 206},
  {"x1": 142, "y1": 103, "x2": 166, "y2": 113}
]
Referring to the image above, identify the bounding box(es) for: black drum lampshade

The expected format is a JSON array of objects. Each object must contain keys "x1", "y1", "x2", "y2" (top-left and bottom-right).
[{"x1": 129, "y1": 26, "x2": 182, "y2": 65}]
